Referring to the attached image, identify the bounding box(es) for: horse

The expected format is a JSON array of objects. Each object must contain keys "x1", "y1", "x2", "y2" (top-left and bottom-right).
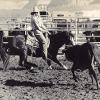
[
  {"x1": 3, "y1": 28, "x2": 27, "y2": 70},
  {"x1": 6, "y1": 30, "x2": 73, "y2": 70},
  {"x1": 92, "y1": 31, "x2": 100, "y2": 42},
  {"x1": 83, "y1": 31, "x2": 96, "y2": 42},
  {"x1": 62, "y1": 42, "x2": 100, "y2": 89},
  {"x1": 83, "y1": 31, "x2": 100, "y2": 42}
]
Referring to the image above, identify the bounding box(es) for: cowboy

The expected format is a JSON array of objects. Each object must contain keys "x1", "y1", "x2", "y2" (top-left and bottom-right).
[{"x1": 30, "y1": 6, "x2": 50, "y2": 61}]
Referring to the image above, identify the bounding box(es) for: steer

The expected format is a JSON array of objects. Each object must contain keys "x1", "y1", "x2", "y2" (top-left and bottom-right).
[{"x1": 62, "y1": 42, "x2": 100, "y2": 89}]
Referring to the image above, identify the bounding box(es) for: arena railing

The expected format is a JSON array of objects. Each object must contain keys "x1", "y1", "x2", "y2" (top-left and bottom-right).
[{"x1": 0, "y1": 17, "x2": 100, "y2": 45}]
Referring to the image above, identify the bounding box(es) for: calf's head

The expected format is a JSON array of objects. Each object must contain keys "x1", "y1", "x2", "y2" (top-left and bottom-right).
[{"x1": 62, "y1": 46, "x2": 73, "y2": 61}]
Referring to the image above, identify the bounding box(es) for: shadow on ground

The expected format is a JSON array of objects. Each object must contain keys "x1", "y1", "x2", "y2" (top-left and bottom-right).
[
  {"x1": 5, "y1": 79, "x2": 54, "y2": 88},
  {"x1": 9, "y1": 67, "x2": 26, "y2": 71},
  {"x1": 9, "y1": 62, "x2": 38, "y2": 71}
]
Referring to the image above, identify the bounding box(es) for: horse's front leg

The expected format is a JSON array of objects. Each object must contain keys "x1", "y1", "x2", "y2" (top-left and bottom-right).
[
  {"x1": 46, "y1": 58, "x2": 52, "y2": 69},
  {"x1": 89, "y1": 67, "x2": 100, "y2": 89},
  {"x1": 50, "y1": 57, "x2": 68, "y2": 70},
  {"x1": 71, "y1": 65, "x2": 78, "y2": 82}
]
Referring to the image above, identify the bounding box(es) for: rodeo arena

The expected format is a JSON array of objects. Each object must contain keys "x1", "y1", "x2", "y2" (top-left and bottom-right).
[{"x1": 1, "y1": 4, "x2": 100, "y2": 100}]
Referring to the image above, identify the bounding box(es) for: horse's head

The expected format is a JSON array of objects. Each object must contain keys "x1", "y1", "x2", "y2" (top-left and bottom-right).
[
  {"x1": 57, "y1": 31, "x2": 75, "y2": 46},
  {"x1": 49, "y1": 31, "x2": 74, "y2": 49}
]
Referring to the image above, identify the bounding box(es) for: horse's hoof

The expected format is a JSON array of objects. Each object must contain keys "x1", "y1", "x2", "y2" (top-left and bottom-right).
[
  {"x1": 74, "y1": 78, "x2": 78, "y2": 82},
  {"x1": 3, "y1": 68, "x2": 6, "y2": 72},
  {"x1": 49, "y1": 66, "x2": 52, "y2": 69},
  {"x1": 30, "y1": 66, "x2": 34, "y2": 70},
  {"x1": 29, "y1": 67, "x2": 35, "y2": 73},
  {"x1": 63, "y1": 65, "x2": 68, "y2": 70},
  {"x1": 19, "y1": 63, "x2": 24, "y2": 67},
  {"x1": 47, "y1": 66, "x2": 52, "y2": 70}
]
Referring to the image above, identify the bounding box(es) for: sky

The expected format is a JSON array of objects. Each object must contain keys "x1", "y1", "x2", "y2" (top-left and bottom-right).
[
  {"x1": 0, "y1": 0, "x2": 29, "y2": 9},
  {"x1": 0, "y1": 0, "x2": 100, "y2": 18}
]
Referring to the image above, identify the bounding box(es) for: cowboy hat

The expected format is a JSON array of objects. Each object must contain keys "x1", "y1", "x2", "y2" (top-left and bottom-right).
[{"x1": 31, "y1": 6, "x2": 39, "y2": 15}]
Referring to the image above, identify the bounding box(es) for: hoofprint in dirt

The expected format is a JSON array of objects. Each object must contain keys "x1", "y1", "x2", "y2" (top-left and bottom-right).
[{"x1": 0, "y1": 56, "x2": 100, "y2": 100}]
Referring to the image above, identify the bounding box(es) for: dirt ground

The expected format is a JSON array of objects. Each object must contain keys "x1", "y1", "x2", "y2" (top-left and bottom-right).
[{"x1": 0, "y1": 55, "x2": 100, "y2": 100}]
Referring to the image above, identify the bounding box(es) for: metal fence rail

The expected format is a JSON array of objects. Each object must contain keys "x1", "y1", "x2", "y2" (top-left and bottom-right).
[{"x1": 0, "y1": 17, "x2": 100, "y2": 45}]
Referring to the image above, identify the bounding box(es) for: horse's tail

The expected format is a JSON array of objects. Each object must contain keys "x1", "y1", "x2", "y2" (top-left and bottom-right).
[{"x1": 90, "y1": 43, "x2": 100, "y2": 72}]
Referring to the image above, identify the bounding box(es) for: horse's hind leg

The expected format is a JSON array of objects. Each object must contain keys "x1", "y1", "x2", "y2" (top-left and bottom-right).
[
  {"x1": 46, "y1": 58, "x2": 52, "y2": 69},
  {"x1": 0, "y1": 48, "x2": 9, "y2": 71},
  {"x1": 3, "y1": 55, "x2": 10, "y2": 71},
  {"x1": 19, "y1": 46, "x2": 27, "y2": 67},
  {"x1": 89, "y1": 69, "x2": 94, "y2": 85},
  {"x1": 89, "y1": 67, "x2": 99, "y2": 89},
  {"x1": 71, "y1": 66, "x2": 78, "y2": 82}
]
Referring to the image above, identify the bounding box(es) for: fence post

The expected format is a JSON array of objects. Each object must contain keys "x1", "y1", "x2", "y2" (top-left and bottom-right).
[{"x1": 75, "y1": 18, "x2": 78, "y2": 44}]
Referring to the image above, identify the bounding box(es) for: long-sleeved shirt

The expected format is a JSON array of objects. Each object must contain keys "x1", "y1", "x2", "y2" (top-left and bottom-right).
[{"x1": 31, "y1": 16, "x2": 48, "y2": 33}]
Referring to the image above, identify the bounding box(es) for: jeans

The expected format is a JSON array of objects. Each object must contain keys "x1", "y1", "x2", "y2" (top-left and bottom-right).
[{"x1": 34, "y1": 30, "x2": 49, "y2": 59}]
